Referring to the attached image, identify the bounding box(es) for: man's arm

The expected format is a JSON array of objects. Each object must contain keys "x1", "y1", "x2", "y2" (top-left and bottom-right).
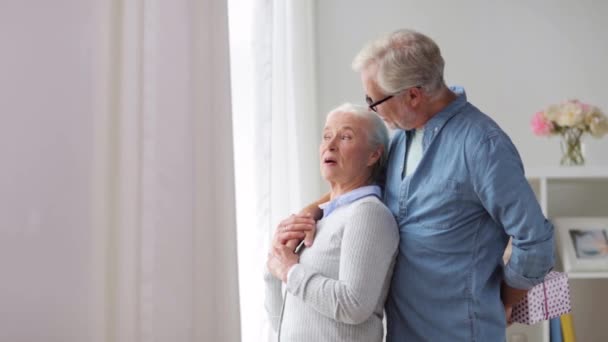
[
  {"x1": 300, "y1": 193, "x2": 330, "y2": 219},
  {"x1": 471, "y1": 130, "x2": 554, "y2": 293}
]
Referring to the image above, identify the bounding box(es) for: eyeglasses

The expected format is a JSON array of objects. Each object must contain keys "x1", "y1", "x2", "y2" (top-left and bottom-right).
[
  {"x1": 366, "y1": 94, "x2": 394, "y2": 112},
  {"x1": 365, "y1": 86, "x2": 423, "y2": 112}
]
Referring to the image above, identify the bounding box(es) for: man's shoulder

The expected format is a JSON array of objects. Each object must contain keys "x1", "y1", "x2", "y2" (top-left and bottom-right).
[
  {"x1": 460, "y1": 102, "x2": 498, "y2": 128},
  {"x1": 450, "y1": 103, "x2": 506, "y2": 143}
]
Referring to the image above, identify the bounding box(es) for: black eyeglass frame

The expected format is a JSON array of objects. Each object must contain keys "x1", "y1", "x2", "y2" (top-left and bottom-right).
[
  {"x1": 366, "y1": 94, "x2": 393, "y2": 112},
  {"x1": 365, "y1": 86, "x2": 423, "y2": 112}
]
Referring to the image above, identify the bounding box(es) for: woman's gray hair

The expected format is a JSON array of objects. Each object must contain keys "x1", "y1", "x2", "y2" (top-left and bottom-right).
[
  {"x1": 352, "y1": 29, "x2": 446, "y2": 98},
  {"x1": 327, "y1": 103, "x2": 389, "y2": 184}
]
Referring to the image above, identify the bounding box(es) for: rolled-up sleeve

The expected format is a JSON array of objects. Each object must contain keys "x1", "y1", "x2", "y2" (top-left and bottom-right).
[{"x1": 471, "y1": 129, "x2": 554, "y2": 289}]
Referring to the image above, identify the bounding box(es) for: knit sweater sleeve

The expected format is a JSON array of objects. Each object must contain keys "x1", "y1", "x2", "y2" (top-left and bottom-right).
[
  {"x1": 285, "y1": 201, "x2": 399, "y2": 324},
  {"x1": 264, "y1": 267, "x2": 283, "y2": 332}
]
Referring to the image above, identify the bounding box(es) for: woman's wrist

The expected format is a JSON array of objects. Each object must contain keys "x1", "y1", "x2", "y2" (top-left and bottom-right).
[{"x1": 284, "y1": 264, "x2": 299, "y2": 283}]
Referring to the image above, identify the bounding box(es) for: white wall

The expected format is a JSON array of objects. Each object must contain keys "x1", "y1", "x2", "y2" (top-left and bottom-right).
[
  {"x1": 0, "y1": 1, "x2": 96, "y2": 341},
  {"x1": 315, "y1": 0, "x2": 608, "y2": 170}
]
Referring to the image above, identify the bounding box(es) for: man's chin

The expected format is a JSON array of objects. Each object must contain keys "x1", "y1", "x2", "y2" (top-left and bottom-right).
[{"x1": 386, "y1": 122, "x2": 399, "y2": 130}]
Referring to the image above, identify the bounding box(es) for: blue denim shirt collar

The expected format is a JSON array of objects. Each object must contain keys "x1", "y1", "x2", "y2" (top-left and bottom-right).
[
  {"x1": 421, "y1": 85, "x2": 468, "y2": 151},
  {"x1": 319, "y1": 185, "x2": 382, "y2": 218}
]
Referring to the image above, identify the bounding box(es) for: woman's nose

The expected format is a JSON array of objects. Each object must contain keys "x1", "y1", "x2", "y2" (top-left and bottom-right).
[{"x1": 327, "y1": 137, "x2": 338, "y2": 150}]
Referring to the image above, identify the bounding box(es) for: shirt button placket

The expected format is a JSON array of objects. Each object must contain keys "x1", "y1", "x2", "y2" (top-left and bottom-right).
[{"x1": 399, "y1": 180, "x2": 408, "y2": 218}]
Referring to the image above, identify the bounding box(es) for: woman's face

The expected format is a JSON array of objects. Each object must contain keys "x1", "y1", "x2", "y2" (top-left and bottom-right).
[{"x1": 319, "y1": 111, "x2": 378, "y2": 187}]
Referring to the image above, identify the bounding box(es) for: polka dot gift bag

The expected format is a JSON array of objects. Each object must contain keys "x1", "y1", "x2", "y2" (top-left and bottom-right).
[{"x1": 511, "y1": 271, "x2": 572, "y2": 325}]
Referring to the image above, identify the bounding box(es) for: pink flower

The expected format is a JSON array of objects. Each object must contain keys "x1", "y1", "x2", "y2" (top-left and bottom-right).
[
  {"x1": 531, "y1": 111, "x2": 553, "y2": 136},
  {"x1": 567, "y1": 99, "x2": 590, "y2": 112}
]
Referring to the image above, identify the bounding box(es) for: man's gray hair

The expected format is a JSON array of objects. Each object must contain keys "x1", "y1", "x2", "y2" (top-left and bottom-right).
[
  {"x1": 352, "y1": 29, "x2": 446, "y2": 97},
  {"x1": 327, "y1": 103, "x2": 389, "y2": 183}
]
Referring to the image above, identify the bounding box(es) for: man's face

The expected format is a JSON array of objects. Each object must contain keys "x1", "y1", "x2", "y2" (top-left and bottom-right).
[{"x1": 360, "y1": 65, "x2": 416, "y2": 130}]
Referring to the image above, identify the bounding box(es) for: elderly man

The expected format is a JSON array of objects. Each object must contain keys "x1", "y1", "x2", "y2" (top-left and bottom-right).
[{"x1": 279, "y1": 29, "x2": 555, "y2": 341}]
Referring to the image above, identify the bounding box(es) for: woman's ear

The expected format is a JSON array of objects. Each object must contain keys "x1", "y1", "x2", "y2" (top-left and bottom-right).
[{"x1": 367, "y1": 146, "x2": 383, "y2": 166}]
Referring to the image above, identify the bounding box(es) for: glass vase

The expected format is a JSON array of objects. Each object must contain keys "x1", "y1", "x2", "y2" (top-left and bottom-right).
[{"x1": 559, "y1": 128, "x2": 584, "y2": 166}]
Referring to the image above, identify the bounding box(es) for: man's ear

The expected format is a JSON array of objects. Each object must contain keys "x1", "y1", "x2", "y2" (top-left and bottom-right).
[{"x1": 408, "y1": 87, "x2": 423, "y2": 108}]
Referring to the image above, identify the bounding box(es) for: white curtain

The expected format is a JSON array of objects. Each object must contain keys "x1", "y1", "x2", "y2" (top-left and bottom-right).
[
  {"x1": 232, "y1": 0, "x2": 321, "y2": 341},
  {"x1": 92, "y1": 0, "x2": 241, "y2": 341}
]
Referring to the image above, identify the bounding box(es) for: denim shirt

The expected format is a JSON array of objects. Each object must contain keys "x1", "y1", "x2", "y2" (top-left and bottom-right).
[{"x1": 384, "y1": 87, "x2": 554, "y2": 342}]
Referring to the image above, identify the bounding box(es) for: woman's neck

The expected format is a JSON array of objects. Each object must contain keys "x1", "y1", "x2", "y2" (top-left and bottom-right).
[{"x1": 329, "y1": 180, "x2": 372, "y2": 200}]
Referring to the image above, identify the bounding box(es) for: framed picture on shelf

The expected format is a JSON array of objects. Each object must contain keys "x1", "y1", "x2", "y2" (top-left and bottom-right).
[{"x1": 554, "y1": 217, "x2": 608, "y2": 273}]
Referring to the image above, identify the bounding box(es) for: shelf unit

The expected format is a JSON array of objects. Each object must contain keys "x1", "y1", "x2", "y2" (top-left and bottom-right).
[{"x1": 506, "y1": 166, "x2": 608, "y2": 342}]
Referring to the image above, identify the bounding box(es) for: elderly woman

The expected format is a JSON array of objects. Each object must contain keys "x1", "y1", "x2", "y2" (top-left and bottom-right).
[{"x1": 264, "y1": 103, "x2": 399, "y2": 342}]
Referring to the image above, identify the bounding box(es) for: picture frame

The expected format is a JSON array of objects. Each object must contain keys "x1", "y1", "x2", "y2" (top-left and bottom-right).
[{"x1": 553, "y1": 217, "x2": 608, "y2": 273}]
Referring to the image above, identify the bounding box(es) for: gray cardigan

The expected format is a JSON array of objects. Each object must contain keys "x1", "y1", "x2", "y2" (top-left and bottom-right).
[{"x1": 264, "y1": 196, "x2": 399, "y2": 342}]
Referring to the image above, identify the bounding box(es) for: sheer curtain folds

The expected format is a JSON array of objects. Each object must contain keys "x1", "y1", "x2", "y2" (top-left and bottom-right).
[
  {"x1": 92, "y1": 0, "x2": 240, "y2": 341},
  {"x1": 231, "y1": 0, "x2": 321, "y2": 341}
]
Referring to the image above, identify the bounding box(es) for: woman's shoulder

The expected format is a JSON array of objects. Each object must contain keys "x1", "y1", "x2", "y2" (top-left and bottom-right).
[
  {"x1": 348, "y1": 196, "x2": 395, "y2": 223},
  {"x1": 345, "y1": 196, "x2": 399, "y2": 242},
  {"x1": 350, "y1": 195, "x2": 386, "y2": 208}
]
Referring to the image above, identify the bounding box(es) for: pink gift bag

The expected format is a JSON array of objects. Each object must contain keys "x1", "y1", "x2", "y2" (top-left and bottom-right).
[{"x1": 511, "y1": 271, "x2": 572, "y2": 325}]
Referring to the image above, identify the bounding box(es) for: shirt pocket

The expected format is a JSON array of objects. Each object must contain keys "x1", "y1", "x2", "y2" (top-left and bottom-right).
[{"x1": 414, "y1": 178, "x2": 466, "y2": 230}]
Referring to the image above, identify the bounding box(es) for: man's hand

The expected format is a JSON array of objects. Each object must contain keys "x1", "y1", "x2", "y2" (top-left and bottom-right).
[
  {"x1": 267, "y1": 244, "x2": 299, "y2": 282},
  {"x1": 300, "y1": 200, "x2": 324, "y2": 221},
  {"x1": 501, "y1": 281, "x2": 527, "y2": 326},
  {"x1": 504, "y1": 305, "x2": 513, "y2": 326}
]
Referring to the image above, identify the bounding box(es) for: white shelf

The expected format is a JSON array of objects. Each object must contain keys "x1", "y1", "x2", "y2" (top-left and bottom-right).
[
  {"x1": 516, "y1": 168, "x2": 608, "y2": 342},
  {"x1": 526, "y1": 166, "x2": 608, "y2": 179},
  {"x1": 567, "y1": 271, "x2": 608, "y2": 279}
]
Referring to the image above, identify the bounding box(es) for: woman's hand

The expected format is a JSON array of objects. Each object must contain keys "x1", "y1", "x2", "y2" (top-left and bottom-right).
[
  {"x1": 276, "y1": 213, "x2": 317, "y2": 248},
  {"x1": 267, "y1": 244, "x2": 300, "y2": 282},
  {"x1": 275, "y1": 194, "x2": 327, "y2": 249}
]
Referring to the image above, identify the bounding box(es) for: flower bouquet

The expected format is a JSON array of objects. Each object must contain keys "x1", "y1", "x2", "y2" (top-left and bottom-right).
[{"x1": 531, "y1": 99, "x2": 608, "y2": 165}]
